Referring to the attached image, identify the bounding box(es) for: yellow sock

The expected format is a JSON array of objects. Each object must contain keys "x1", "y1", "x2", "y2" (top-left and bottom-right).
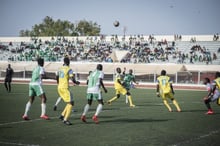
[
  {"x1": 128, "y1": 96, "x2": 135, "y2": 107},
  {"x1": 108, "y1": 96, "x2": 118, "y2": 103},
  {"x1": 173, "y1": 99, "x2": 181, "y2": 112},
  {"x1": 64, "y1": 104, "x2": 73, "y2": 121},
  {"x1": 218, "y1": 98, "x2": 220, "y2": 105},
  {"x1": 163, "y1": 100, "x2": 172, "y2": 112},
  {"x1": 61, "y1": 104, "x2": 68, "y2": 116}
]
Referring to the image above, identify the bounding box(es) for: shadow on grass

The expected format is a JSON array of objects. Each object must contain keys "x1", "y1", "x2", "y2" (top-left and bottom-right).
[{"x1": 101, "y1": 118, "x2": 173, "y2": 123}]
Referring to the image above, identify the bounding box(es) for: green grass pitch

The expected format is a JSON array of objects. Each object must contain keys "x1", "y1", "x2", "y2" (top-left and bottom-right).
[{"x1": 0, "y1": 83, "x2": 220, "y2": 146}]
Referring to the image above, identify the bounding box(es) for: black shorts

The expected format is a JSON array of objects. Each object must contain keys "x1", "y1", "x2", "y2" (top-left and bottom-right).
[{"x1": 5, "y1": 78, "x2": 12, "y2": 83}]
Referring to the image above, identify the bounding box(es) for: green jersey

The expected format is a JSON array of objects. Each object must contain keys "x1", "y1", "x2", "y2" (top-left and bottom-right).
[
  {"x1": 30, "y1": 66, "x2": 45, "y2": 85},
  {"x1": 87, "y1": 70, "x2": 104, "y2": 93},
  {"x1": 123, "y1": 74, "x2": 135, "y2": 89}
]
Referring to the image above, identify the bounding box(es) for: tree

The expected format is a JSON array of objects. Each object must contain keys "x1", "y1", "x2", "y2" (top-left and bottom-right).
[{"x1": 19, "y1": 16, "x2": 101, "y2": 37}]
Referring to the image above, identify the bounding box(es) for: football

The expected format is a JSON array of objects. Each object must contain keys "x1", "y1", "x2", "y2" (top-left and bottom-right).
[{"x1": 113, "y1": 21, "x2": 120, "y2": 27}]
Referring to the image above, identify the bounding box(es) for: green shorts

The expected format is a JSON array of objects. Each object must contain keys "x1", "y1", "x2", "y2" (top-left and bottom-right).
[
  {"x1": 86, "y1": 93, "x2": 102, "y2": 100},
  {"x1": 29, "y1": 84, "x2": 44, "y2": 97}
]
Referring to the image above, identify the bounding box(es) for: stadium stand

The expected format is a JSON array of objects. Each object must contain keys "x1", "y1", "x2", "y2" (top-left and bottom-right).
[{"x1": 0, "y1": 35, "x2": 219, "y2": 86}]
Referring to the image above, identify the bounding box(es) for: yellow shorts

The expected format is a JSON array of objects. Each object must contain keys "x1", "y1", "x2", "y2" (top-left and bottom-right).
[
  {"x1": 161, "y1": 92, "x2": 174, "y2": 100},
  {"x1": 115, "y1": 87, "x2": 127, "y2": 95},
  {"x1": 58, "y1": 88, "x2": 73, "y2": 103}
]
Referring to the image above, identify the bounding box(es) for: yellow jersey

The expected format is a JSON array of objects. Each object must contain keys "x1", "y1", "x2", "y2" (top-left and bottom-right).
[
  {"x1": 157, "y1": 75, "x2": 172, "y2": 94},
  {"x1": 58, "y1": 65, "x2": 74, "y2": 89},
  {"x1": 114, "y1": 73, "x2": 123, "y2": 89},
  {"x1": 214, "y1": 77, "x2": 220, "y2": 90}
]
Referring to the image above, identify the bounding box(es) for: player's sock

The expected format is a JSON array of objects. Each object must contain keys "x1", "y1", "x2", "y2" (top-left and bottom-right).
[
  {"x1": 125, "y1": 95, "x2": 128, "y2": 104},
  {"x1": 95, "y1": 104, "x2": 103, "y2": 116},
  {"x1": 64, "y1": 103, "x2": 73, "y2": 121},
  {"x1": 82, "y1": 104, "x2": 90, "y2": 116},
  {"x1": 41, "y1": 103, "x2": 46, "y2": 116},
  {"x1": 128, "y1": 95, "x2": 135, "y2": 107},
  {"x1": 55, "y1": 97, "x2": 62, "y2": 106},
  {"x1": 217, "y1": 98, "x2": 220, "y2": 105},
  {"x1": 108, "y1": 96, "x2": 118, "y2": 103},
  {"x1": 24, "y1": 101, "x2": 31, "y2": 116},
  {"x1": 163, "y1": 100, "x2": 172, "y2": 112},
  {"x1": 62, "y1": 104, "x2": 68, "y2": 116},
  {"x1": 173, "y1": 100, "x2": 181, "y2": 112}
]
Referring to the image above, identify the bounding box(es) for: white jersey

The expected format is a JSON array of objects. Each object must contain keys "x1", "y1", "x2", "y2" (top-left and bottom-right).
[{"x1": 206, "y1": 83, "x2": 220, "y2": 102}]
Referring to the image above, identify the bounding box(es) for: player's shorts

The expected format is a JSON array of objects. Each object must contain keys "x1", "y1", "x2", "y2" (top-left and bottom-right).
[
  {"x1": 29, "y1": 84, "x2": 44, "y2": 97},
  {"x1": 5, "y1": 77, "x2": 12, "y2": 83},
  {"x1": 160, "y1": 92, "x2": 174, "y2": 100},
  {"x1": 115, "y1": 87, "x2": 127, "y2": 95},
  {"x1": 58, "y1": 88, "x2": 73, "y2": 103},
  {"x1": 210, "y1": 91, "x2": 220, "y2": 102},
  {"x1": 86, "y1": 92, "x2": 102, "y2": 100}
]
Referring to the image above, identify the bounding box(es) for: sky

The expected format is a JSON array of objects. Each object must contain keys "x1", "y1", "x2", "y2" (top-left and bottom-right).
[{"x1": 0, "y1": 0, "x2": 220, "y2": 36}]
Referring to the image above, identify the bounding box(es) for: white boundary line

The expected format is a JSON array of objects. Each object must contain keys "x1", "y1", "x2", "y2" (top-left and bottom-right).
[
  {"x1": 0, "y1": 141, "x2": 40, "y2": 146},
  {"x1": 171, "y1": 129, "x2": 219, "y2": 146}
]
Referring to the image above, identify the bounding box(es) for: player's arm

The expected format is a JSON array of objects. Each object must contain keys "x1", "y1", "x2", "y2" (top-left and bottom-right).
[
  {"x1": 170, "y1": 83, "x2": 175, "y2": 94},
  {"x1": 211, "y1": 82, "x2": 216, "y2": 94},
  {"x1": 122, "y1": 67, "x2": 126, "y2": 75},
  {"x1": 71, "y1": 75, "x2": 80, "y2": 85},
  {"x1": 156, "y1": 83, "x2": 160, "y2": 97},
  {"x1": 41, "y1": 72, "x2": 56, "y2": 80},
  {"x1": 132, "y1": 77, "x2": 139, "y2": 85},
  {"x1": 100, "y1": 78, "x2": 107, "y2": 93},
  {"x1": 204, "y1": 87, "x2": 213, "y2": 100}
]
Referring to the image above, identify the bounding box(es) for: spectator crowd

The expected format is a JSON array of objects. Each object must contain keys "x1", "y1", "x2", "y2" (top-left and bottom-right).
[{"x1": 0, "y1": 34, "x2": 219, "y2": 65}]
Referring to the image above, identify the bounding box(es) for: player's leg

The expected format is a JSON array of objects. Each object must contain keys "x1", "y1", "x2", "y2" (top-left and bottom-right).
[
  {"x1": 107, "y1": 90, "x2": 120, "y2": 104},
  {"x1": 53, "y1": 97, "x2": 62, "y2": 111},
  {"x1": 39, "y1": 93, "x2": 49, "y2": 120},
  {"x1": 62, "y1": 90, "x2": 74, "y2": 125},
  {"x1": 92, "y1": 93, "x2": 103, "y2": 124},
  {"x1": 169, "y1": 93, "x2": 181, "y2": 112},
  {"x1": 124, "y1": 89, "x2": 135, "y2": 107},
  {"x1": 4, "y1": 79, "x2": 8, "y2": 92},
  {"x1": 125, "y1": 88, "x2": 130, "y2": 104},
  {"x1": 8, "y1": 79, "x2": 11, "y2": 92},
  {"x1": 204, "y1": 98, "x2": 213, "y2": 114},
  {"x1": 22, "y1": 85, "x2": 35, "y2": 120},
  {"x1": 81, "y1": 94, "x2": 93, "y2": 122},
  {"x1": 63, "y1": 102, "x2": 73, "y2": 125},
  {"x1": 162, "y1": 94, "x2": 172, "y2": 112},
  {"x1": 23, "y1": 96, "x2": 35, "y2": 120}
]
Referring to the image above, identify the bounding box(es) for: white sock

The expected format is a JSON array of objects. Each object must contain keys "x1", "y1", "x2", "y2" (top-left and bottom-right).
[
  {"x1": 41, "y1": 103, "x2": 46, "y2": 116},
  {"x1": 125, "y1": 95, "x2": 128, "y2": 104},
  {"x1": 82, "y1": 104, "x2": 90, "y2": 116},
  {"x1": 55, "y1": 97, "x2": 62, "y2": 106},
  {"x1": 24, "y1": 101, "x2": 31, "y2": 116},
  {"x1": 95, "y1": 104, "x2": 103, "y2": 116}
]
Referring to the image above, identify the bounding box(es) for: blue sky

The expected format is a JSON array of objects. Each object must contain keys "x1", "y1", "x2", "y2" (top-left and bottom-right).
[{"x1": 0, "y1": 0, "x2": 219, "y2": 36}]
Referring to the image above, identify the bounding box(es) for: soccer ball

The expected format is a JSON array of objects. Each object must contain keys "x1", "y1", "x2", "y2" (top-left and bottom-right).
[{"x1": 113, "y1": 21, "x2": 120, "y2": 27}]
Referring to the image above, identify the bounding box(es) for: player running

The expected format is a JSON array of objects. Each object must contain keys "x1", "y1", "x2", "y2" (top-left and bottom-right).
[
  {"x1": 156, "y1": 70, "x2": 181, "y2": 112},
  {"x1": 122, "y1": 68, "x2": 139, "y2": 104},
  {"x1": 107, "y1": 67, "x2": 135, "y2": 107}
]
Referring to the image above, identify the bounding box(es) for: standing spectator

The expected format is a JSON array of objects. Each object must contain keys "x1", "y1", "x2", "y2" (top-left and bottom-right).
[{"x1": 4, "y1": 64, "x2": 14, "y2": 92}]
